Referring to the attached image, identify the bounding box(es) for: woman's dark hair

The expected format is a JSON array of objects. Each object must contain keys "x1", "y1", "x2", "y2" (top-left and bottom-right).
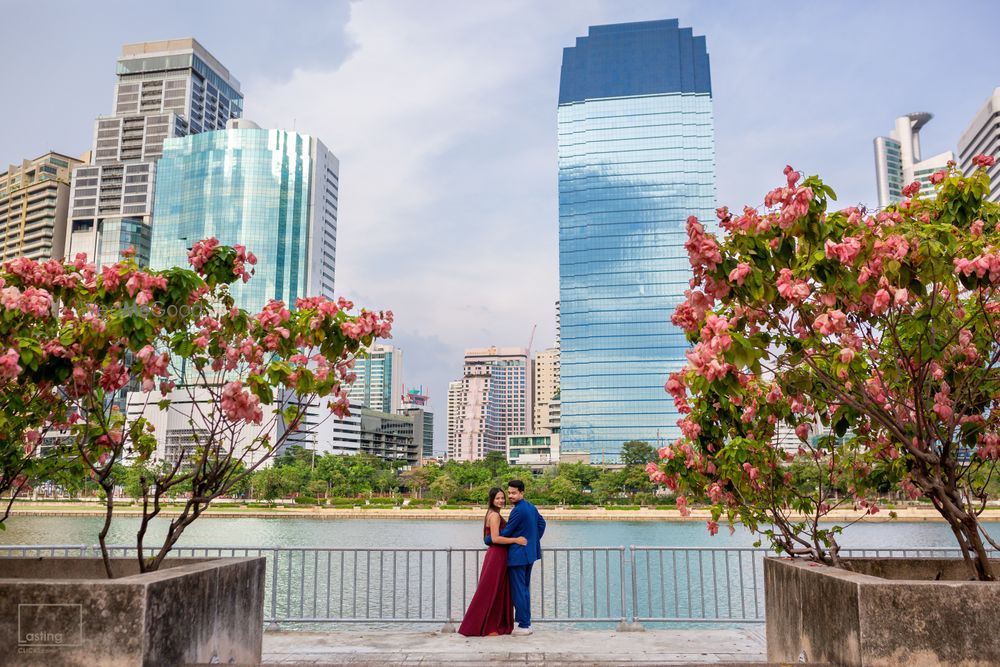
[
  {"x1": 487, "y1": 487, "x2": 504, "y2": 512},
  {"x1": 485, "y1": 487, "x2": 504, "y2": 526}
]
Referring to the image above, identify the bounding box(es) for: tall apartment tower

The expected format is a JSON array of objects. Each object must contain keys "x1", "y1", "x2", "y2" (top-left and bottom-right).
[
  {"x1": 558, "y1": 20, "x2": 715, "y2": 463},
  {"x1": 874, "y1": 113, "x2": 954, "y2": 208},
  {"x1": 446, "y1": 380, "x2": 462, "y2": 460},
  {"x1": 448, "y1": 347, "x2": 530, "y2": 462},
  {"x1": 533, "y1": 347, "x2": 560, "y2": 433},
  {"x1": 134, "y1": 120, "x2": 341, "y2": 463},
  {"x1": 0, "y1": 153, "x2": 85, "y2": 262},
  {"x1": 958, "y1": 88, "x2": 1000, "y2": 202},
  {"x1": 348, "y1": 344, "x2": 404, "y2": 414},
  {"x1": 68, "y1": 39, "x2": 243, "y2": 268}
]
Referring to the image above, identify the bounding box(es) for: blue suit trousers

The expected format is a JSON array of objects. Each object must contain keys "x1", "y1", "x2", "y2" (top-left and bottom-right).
[{"x1": 508, "y1": 563, "x2": 532, "y2": 628}]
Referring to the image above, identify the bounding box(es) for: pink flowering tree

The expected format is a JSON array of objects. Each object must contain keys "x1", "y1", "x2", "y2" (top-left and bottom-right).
[
  {"x1": 0, "y1": 239, "x2": 391, "y2": 576},
  {"x1": 652, "y1": 156, "x2": 1000, "y2": 580}
]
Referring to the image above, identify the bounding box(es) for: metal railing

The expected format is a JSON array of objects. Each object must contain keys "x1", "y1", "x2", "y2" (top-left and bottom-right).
[
  {"x1": 630, "y1": 547, "x2": 763, "y2": 624},
  {"x1": 2, "y1": 544, "x2": 989, "y2": 629}
]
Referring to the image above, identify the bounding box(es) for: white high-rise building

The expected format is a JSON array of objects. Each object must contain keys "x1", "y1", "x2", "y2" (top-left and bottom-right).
[
  {"x1": 446, "y1": 380, "x2": 462, "y2": 460},
  {"x1": 448, "y1": 347, "x2": 530, "y2": 462},
  {"x1": 874, "y1": 112, "x2": 954, "y2": 208},
  {"x1": 68, "y1": 39, "x2": 243, "y2": 268},
  {"x1": 533, "y1": 347, "x2": 560, "y2": 433},
  {"x1": 958, "y1": 88, "x2": 1000, "y2": 202},
  {"x1": 347, "y1": 344, "x2": 403, "y2": 414}
]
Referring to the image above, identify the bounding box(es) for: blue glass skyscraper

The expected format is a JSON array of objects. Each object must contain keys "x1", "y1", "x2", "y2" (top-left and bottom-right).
[
  {"x1": 558, "y1": 20, "x2": 716, "y2": 463},
  {"x1": 150, "y1": 121, "x2": 339, "y2": 312}
]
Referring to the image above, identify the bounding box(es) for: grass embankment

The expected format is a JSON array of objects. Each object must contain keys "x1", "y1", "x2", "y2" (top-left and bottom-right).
[{"x1": 8, "y1": 498, "x2": 999, "y2": 522}]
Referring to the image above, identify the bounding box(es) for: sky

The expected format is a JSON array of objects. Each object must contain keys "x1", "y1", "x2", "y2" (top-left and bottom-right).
[{"x1": 1, "y1": 0, "x2": 997, "y2": 453}]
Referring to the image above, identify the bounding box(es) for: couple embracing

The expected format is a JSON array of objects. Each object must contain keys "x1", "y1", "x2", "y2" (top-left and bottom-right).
[{"x1": 458, "y1": 479, "x2": 546, "y2": 637}]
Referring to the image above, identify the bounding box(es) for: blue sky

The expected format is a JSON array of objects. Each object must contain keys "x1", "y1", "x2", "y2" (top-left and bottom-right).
[{"x1": 1, "y1": 0, "x2": 997, "y2": 452}]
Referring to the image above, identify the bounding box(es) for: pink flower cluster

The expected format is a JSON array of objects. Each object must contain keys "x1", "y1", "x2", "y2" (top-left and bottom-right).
[
  {"x1": 136, "y1": 345, "x2": 171, "y2": 392},
  {"x1": 327, "y1": 388, "x2": 352, "y2": 418},
  {"x1": 776, "y1": 269, "x2": 810, "y2": 303},
  {"x1": 728, "y1": 262, "x2": 752, "y2": 286},
  {"x1": 0, "y1": 348, "x2": 21, "y2": 379},
  {"x1": 232, "y1": 244, "x2": 258, "y2": 283},
  {"x1": 188, "y1": 238, "x2": 220, "y2": 273},
  {"x1": 683, "y1": 216, "x2": 722, "y2": 279},
  {"x1": 954, "y1": 248, "x2": 1000, "y2": 284},
  {"x1": 902, "y1": 181, "x2": 921, "y2": 198},
  {"x1": 0, "y1": 285, "x2": 53, "y2": 317},
  {"x1": 932, "y1": 382, "x2": 954, "y2": 422},
  {"x1": 824, "y1": 235, "x2": 863, "y2": 265},
  {"x1": 973, "y1": 154, "x2": 996, "y2": 168},
  {"x1": 671, "y1": 289, "x2": 712, "y2": 334},
  {"x1": 678, "y1": 418, "x2": 701, "y2": 440},
  {"x1": 676, "y1": 496, "x2": 690, "y2": 517},
  {"x1": 763, "y1": 166, "x2": 814, "y2": 229},
  {"x1": 686, "y1": 343, "x2": 732, "y2": 382},
  {"x1": 977, "y1": 433, "x2": 1000, "y2": 460},
  {"x1": 812, "y1": 309, "x2": 847, "y2": 336},
  {"x1": 340, "y1": 309, "x2": 394, "y2": 340},
  {"x1": 719, "y1": 205, "x2": 771, "y2": 235},
  {"x1": 707, "y1": 482, "x2": 723, "y2": 503},
  {"x1": 220, "y1": 380, "x2": 263, "y2": 424},
  {"x1": 664, "y1": 372, "x2": 690, "y2": 414},
  {"x1": 125, "y1": 271, "x2": 167, "y2": 305},
  {"x1": 98, "y1": 357, "x2": 130, "y2": 393}
]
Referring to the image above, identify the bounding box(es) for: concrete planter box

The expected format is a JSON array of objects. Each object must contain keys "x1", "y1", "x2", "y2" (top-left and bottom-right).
[
  {"x1": 766, "y1": 556, "x2": 1000, "y2": 666},
  {"x1": 0, "y1": 556, "x2": 265, "y2": 666}
]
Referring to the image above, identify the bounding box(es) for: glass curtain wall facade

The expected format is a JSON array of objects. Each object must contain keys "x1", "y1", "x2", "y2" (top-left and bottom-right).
[
  {"x1": 68, "y1": 39, "x2": 242, "y2": 269},
  {"x1": 151, "y1": 128, "x2": 317, "y2": 312},
  {"x1": 348, "y1": 344, "x2": 403, "y2": 414},
  {"x1": 146, "y1": 124, "x2": 339, "y2": 463},
  {"x1": 558, "y1": 20, "x2": 715, "y2": 463}
]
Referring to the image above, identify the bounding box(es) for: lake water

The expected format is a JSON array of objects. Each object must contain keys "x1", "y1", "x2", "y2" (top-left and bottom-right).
[
  {"x1": 4, "y1": 515, "x2": 996, "y2": 630},
  {"x1": 2, "y1": 514, "x2": 995, "y2": 551}
]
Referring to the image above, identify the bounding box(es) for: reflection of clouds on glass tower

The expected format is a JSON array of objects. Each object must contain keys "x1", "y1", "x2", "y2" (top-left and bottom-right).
[
  {"x1": 557, "y1": 20, "x2": 716, "y2": 463},
  {"x1": 150, "y1": 120, "x2": 339, "y2": 312}
]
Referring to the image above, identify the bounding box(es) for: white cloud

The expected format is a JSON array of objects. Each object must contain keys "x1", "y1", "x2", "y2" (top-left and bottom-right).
[{"x1": 245, "y1": 1, "x2": 567, "y2": 445}]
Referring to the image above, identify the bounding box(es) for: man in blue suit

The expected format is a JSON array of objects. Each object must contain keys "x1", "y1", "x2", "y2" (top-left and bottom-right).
[{"x1": 484, "y1": 479, "x2": 545, "y2": 635}]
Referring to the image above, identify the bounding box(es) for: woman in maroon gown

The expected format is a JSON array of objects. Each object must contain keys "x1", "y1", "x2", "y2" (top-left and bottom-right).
[{"x1": 458, "y1": 488, "x2": 527, "y2": 636}]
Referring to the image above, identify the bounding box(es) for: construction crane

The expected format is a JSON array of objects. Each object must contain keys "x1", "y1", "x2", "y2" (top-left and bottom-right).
[{"x1": 526, "y1": 323, "x2": 537, "y2": 356}]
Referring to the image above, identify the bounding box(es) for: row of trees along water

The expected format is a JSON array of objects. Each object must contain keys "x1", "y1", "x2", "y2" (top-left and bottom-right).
[{"x1": 63, "y1": 439, "x2": 1000, "y2": 509}]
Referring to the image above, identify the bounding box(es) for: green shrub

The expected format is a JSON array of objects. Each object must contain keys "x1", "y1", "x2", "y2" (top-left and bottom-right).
[{"x1": 294, "y1": 496, "x2": 318, "y2": 505}]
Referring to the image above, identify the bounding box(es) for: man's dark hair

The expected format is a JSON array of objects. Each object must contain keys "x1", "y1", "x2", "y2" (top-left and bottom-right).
[{"x1": 508, "y1": 479, "x2": 525, "y2": 492}]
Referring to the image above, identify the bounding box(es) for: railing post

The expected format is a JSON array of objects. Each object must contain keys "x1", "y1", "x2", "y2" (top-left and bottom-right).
[
  {"x1": 440, "y1": 548, "x2": 456, "y2": 633},
  {"x1": 615, "y1": 546, "x2": 629, "y2": 631},
  {"x1": 266, "y1": 549, "x2": 280, "y2": 631},
  {"x1": 620, "y1": 546, "x2": 644, "y2": 632}
]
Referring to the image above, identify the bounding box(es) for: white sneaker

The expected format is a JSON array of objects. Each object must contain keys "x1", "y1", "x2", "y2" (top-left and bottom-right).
[{"x1": 511, "y1": 626, "x2": 533, "y2": 636}]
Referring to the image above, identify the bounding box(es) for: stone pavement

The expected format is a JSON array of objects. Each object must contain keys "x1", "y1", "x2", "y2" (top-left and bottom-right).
[{"x1": 258, "y1": 627, "x2": 771, "y2": 666}]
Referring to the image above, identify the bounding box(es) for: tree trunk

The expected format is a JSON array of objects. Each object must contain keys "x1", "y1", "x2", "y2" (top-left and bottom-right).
[{"x1": 930, "y1": 485, "x2": 995, "y2": 581}]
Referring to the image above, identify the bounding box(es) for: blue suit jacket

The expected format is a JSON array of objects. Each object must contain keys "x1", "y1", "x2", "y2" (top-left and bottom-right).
[{"x1": 485, "y1": 499, "x2": 545, "y2": 566}]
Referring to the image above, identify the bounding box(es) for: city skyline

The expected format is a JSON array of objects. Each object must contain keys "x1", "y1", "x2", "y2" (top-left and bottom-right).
[{"x1": 1, "y1": 1, "x2": 998, "y2": 454}]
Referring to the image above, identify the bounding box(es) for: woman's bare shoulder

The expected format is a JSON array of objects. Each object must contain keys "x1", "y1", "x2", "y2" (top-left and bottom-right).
[{"x1": 486, "y1": 510, "x2": 501, "y2": 525}]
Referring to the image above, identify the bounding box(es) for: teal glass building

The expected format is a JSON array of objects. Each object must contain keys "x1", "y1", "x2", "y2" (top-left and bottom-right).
[
  {"x1": 150, "y1": 123, "x2": 339, "y2": 313},
  {"x1": 558, "y1": 20, "x2": 716, "y2": 463}
]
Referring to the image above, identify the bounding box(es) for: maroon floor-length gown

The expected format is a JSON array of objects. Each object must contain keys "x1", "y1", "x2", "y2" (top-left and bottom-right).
[{"x1": 458, "y1": 514, "x2": 514, "y2": 636}]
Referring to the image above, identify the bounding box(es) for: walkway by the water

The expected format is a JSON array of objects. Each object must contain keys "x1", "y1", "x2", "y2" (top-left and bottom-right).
[{"x1": 260, "y1": 628, "x2": 769, "y2": 665}]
